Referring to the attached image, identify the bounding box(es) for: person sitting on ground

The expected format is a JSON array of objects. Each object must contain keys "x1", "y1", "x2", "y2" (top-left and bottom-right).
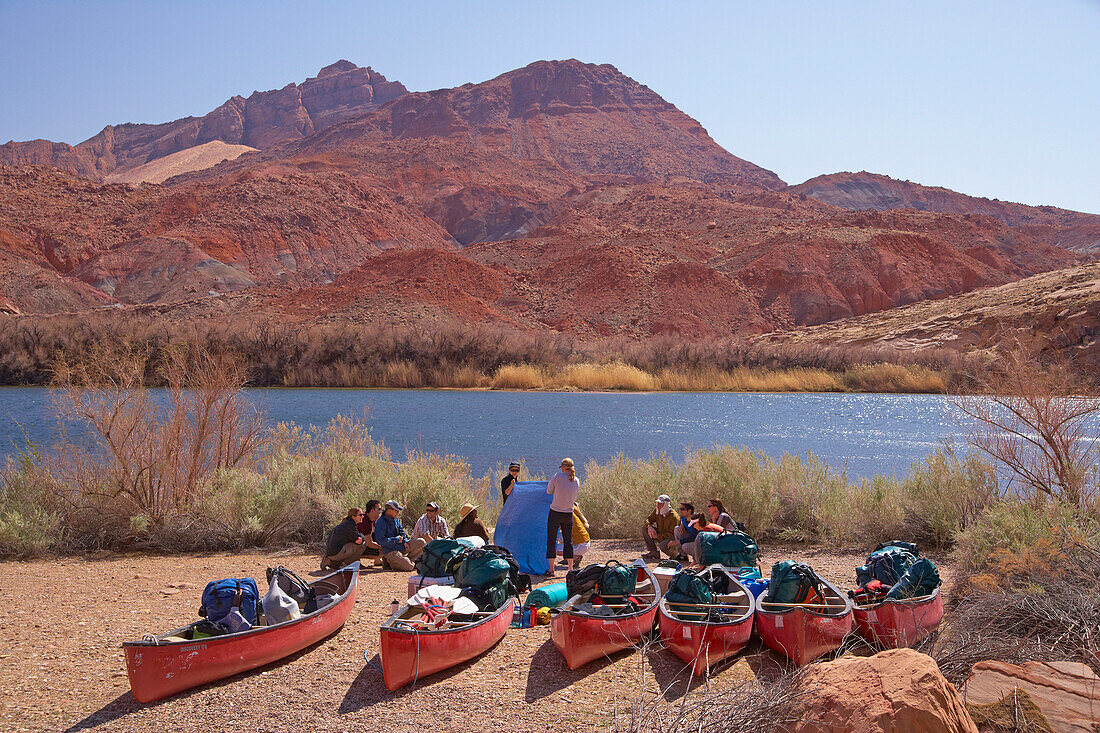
[
  {"x1": 688, "y1": 513, "x2": 725, "y2": 567},
  {"x1": 355, "y1": 499, "x2": 385, "y2": 566},
  {"x1": 411, "y1": 502, "x2": 450, "y2": 544},
  {"x1": 673, "y1": 501, "x2": 699, "y2": 562},
  {"x1": 373, "y1": 500, "x2": 427, "y2": 572},
  {"x1": 501, "y1": 462, "x2": 521, "y2": 505},
  {"x1": 642, "y1": 494, "x2": 680, "y2": 560},
  {"x1": 706, "y1": 498, "x2": 737, "y2": 531},
  {"x1": 454, "y1": 502, "x2": 491, "y2": 542},
  {"x1": 322, "y1": 507, "x2": 366, "y2": 570}
]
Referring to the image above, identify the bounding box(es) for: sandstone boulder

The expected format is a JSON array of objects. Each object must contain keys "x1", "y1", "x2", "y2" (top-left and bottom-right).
[
  {"x1": 962, "y1": 660, "x2": 1100, "y2": 733},
  {"x1": 793, "y1": 649, "x2": 978, "y2": 733}
]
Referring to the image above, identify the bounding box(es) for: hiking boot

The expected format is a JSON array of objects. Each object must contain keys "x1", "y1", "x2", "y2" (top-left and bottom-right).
[{"x1": 642, "y1": 552, "x2": 660, "y2": 562}]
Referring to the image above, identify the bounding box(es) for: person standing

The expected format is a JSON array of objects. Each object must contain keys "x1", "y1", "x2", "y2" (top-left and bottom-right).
[
  {"x1": 501, "y1": 462, "x2": 521, "y2": 505},
  {"x1": 546, "y1": 457, "x2": 581, "y2": 577}
]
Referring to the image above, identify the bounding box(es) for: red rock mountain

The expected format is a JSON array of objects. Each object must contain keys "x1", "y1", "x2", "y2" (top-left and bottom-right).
[
  {"x1": 0, "y1": 61, "x2": 406, "y2": 179},
  {"x1": 0, "y1": 60, "x2": 1087, "y2": 340},
  {"x1": 790, "y1": 171, "x2": 1100, "y2": 252}
]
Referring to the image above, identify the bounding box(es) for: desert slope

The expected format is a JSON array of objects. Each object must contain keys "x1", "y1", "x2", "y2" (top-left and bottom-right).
[{"x1": 790, "y1": 171, "x2": 1100, "y2": 251}]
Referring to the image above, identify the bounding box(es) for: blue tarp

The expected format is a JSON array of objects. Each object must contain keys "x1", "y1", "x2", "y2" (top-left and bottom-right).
[{"x1": 493, "y1": 480, "x2": 550, "y2": 576}]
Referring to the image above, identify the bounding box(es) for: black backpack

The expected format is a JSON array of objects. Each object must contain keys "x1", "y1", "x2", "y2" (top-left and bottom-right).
[
  {"x1": 566, "y1": 563, "x2": 606, "y2": 599},
  {"x1": 266, "y1": 567, "x2": 317, "y2": 614}
]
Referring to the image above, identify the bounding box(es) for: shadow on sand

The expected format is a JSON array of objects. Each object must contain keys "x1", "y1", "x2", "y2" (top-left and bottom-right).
[
  {"x1": 339, "y1": 635, "x2": 507, "y2": 714},
  {"x1": 65, "y1": 635, "x2": 333, "y2": 731},
  {"x1": 523, "y1": 637, "x2": 622, "y2": 702}
]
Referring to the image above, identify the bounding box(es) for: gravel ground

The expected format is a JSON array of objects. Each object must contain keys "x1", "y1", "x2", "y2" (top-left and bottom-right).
[{"x1": 0, "y1": 540, "x2": 956, "y2": 732}]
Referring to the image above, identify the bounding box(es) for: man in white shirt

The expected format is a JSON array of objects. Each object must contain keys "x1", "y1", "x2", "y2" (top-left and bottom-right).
[{"x1": 411, "y1": 502, "x2": 450, "y2": 544}]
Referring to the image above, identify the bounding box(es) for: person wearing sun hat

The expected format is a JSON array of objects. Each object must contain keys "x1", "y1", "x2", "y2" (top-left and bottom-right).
[
  {"x1": 453, "y1": 501, "x2": 490, "y2": 542},
  {"x1": 546, "y1": 457, "x2": 581, "y2": 578}
]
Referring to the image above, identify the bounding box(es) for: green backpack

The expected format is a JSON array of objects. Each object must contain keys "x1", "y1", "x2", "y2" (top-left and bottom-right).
[
  {"x1": 595, "y1": 561, "x2": 637, "y2": 600},
  {"x1": 886, "y1": 558, "x2": 941, "y2": 600},
  {"x1": 698, "y1": 530, "x2": 760, "y2": 568},
  {"x1": 664, "y1": 571, "x2": 713, "y2": 606},
  {"x1": 414, "y1": 538, "x2": 469, "y2": 578},
  {"x1": 453, "y1": 548, "x2": 512, "y2": 589},
  {"x1": 765, "y1": 561, "x2": 826, "y2": 604}
]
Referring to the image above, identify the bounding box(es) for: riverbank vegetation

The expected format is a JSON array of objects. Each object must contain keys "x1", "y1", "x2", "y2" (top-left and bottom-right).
[
  {"x1": 0, "y1": 315, "x2": 964, "y2": 392},
  {"x1": 2, "y1": 343, "x2": 1097, "y2": 677}
]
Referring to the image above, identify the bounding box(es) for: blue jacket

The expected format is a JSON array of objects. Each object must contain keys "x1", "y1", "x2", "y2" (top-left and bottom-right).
[
  {"x1": 373, "y1": 513, "x2": 409, "y2": 554},
  {"x1": 680, "y1": 517, "x2": 699, "y2": 543}
]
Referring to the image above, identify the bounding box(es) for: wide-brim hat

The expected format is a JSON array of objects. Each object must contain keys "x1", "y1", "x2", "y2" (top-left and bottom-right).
[{"x1": 459, "y1": 502, "x2": 478, "y2": 520}]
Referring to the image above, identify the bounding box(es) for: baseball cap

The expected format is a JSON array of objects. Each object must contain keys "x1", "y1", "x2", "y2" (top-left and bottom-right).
[
  {"x1": 385, "y1": 499, "x2": 405, "y2": 512},
  {"x1": 657, "y1": 494, "x2": 672, "y2": 504}
]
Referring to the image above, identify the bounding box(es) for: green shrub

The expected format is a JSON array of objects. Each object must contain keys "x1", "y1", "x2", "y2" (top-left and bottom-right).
[
  {"x1": 582, "y1": 453, "x2": 679, "y2": 539},
  {"x1": 678, "y1": 446, "x2": 781, "y2": 538},
  {"x1": 903, "y1": 446, "x2": 999, "y2": 548}
]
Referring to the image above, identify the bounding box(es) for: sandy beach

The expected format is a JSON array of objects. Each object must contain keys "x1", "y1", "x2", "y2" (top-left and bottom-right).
[{"x1": 0, "y1": 540, "x2": 956, "y2": 732}]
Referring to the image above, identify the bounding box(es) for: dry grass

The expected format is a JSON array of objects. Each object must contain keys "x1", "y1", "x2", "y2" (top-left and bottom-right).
[
  {"x1": 0, "y1": 315, "x2": 968, "y2": 393},
  {"x1": 491, "y1": 364, "x2": 547, "y2": 390}
]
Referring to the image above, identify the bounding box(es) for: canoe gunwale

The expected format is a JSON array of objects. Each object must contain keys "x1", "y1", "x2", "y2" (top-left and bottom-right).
[
  {"x1": 657, "y1": 565, "x2": 753, "y2": 627},
  {"x1": 852, "y1": 587, "x2": 940, "y2": 612},
  {"x1": 754, "y1": 576, "x2": 853, "y2": 618},
  {"x1": 381, "y1": 595, "x2": 516, "y2": 637},
  {"x1": 555, "y1": 564, "x2": 660, "y2": 622},
  {"x1": 122, "y1": 562, "x2": 360, "y2": 648}
]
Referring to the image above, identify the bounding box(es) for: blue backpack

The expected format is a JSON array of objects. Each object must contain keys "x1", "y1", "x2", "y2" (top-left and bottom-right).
[{"x1": 201, "y1": 578, "x2": 259, "y2": 625}]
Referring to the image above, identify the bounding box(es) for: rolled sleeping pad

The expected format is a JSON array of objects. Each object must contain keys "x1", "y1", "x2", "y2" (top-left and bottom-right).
[{"x1": 525, "y1": 582, "x2": 569, "y2": 610}]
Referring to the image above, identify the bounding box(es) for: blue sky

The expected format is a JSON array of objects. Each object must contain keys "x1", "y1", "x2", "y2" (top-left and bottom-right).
[{"x1": 1, "y1": 0, "x2": 1097, "y2": 213}]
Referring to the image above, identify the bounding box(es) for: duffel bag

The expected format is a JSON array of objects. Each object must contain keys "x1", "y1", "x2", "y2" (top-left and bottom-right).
[
  {"x1": 266, "y1": 566, "x2": 317, "y2": 614},
  {"x1": 664, "y1": 571, "x2": 713, "y2": 606},
  {"x1": 453, "y1": 548, "x2": 512, "y2": 589},
  {"x1": 596, "y1": 561, "x2": 637, "y2": 600},
  {"x1": 698, "y1": 530, "x2": 760, "y2": 568},
  {"x1": 765, "y1": 561, "x2": 825, "y2": 605},
  {"x1": 415, "y1": 538, "x2": 469, "y2": 579},
  {"x1": 200, "y1": 578, "x2": 259, "y2": 625},
  {"x1": 886, "y1": 558, "x2": 941, "y2": 600},
  {"x1": 566, "y1": 563, "x2": 605, "y2": 599}
]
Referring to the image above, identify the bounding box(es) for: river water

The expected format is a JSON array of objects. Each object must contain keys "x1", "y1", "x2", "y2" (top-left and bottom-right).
[{"x1": 0, "y1": 388, "x2": 971, "y2": 480}]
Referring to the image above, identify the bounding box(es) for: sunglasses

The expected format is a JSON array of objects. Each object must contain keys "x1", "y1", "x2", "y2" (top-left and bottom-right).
[
  {"x1": 427, "y1": 507, "x2": 438, "y2": 512},
  {"x1": 509, "y1": 468, "x2": 519, "y2": 473}
]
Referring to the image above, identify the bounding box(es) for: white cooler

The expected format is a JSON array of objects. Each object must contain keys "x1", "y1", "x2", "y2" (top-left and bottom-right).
[
  {"x1": 653, "y1": 566, "x2": 678, "y2": 597},
  {"x1": 407, "y1": 574, "x2": 455, "y2": 599}
]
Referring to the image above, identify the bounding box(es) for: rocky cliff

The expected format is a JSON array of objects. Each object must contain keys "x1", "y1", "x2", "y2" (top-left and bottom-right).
[{"x1": 0, "y1": 61, "x2": 406, "y2": 179}]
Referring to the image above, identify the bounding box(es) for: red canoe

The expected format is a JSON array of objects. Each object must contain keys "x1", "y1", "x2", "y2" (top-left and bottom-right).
[
  {"x1": 853, "y1": 588, "x2": 943, "y2": 648},
  {"x1": 755, "y1": 576, "x2": 852, "y2": 666},
  {"x1": 550, "y1": 563, "x2": 659, "y2": 669},
  {"x1": 379, "y1": 594, "x2": 515, "y2": 690},
  {"x1": 123, "y1": 563, "x2": 359, "y2": 702},
  {"x1": 658, "y1": 565, "x2": 754, "y2": 676}
]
